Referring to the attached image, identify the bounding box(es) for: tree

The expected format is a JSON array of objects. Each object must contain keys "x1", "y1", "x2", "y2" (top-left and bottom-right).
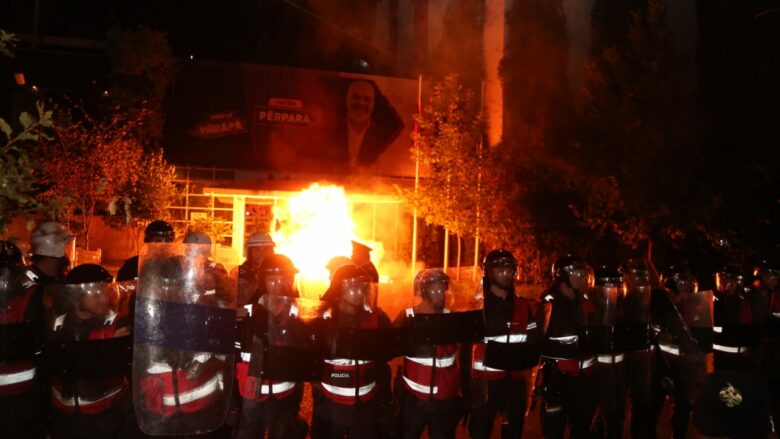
[
  {"x1": 0, "y1": 103, "x2": 54, "y2": 234},
  {"x1": 0, "y1": 29, "x2": 55, "y2": 235},
  {"x1": 36, "y1": 105, "x2": 147, "y2": 249},
  {"x1": 573, "y1": 0, "x2": 696, "y2": 261},
  {"x1": 408, "y1": 74, "x2": 488, "y2": 242},
  {"x1": 106, "y1": 148, "x2": 178, "y2": 254}
]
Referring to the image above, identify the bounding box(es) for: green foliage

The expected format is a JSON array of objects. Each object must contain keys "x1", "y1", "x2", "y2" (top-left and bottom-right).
[
  {"x1": 0, "y1": 102, "x2": 54, "y2": 234},
  {"x1": 0, "y1": 29, "x2": 15, "y2": 58}
]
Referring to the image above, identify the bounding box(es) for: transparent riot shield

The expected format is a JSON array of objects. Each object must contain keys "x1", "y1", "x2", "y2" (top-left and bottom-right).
[
  {"x1": 42, "y1": 279, "x2": 134, "y2": 410},
  {"x1": 133, "y1": 243, "x2": 236, "y2": 436},
  {"x1": 589, "y1": 285, "x2": 619, "y2": 355},
  {"x1": 0, "y1": 267, "x2": 38, "y2": 394},
  {"x1": 483, "y1": 294, "x2": 547, "y2": 372},
  {"x1": 620, "y1": 283, "x2": 651, "y2": 352},
  {"x1": 405, "y1": 269, "x2": 484, "y2": 349},
  {"x1": 322, "y1": 277, "x2": 406, "y2": 362},
  {"x1": 678, "y1": 290, "x2": 714, "y2": 353},
  {"x1": 246, "y1": 294, "x2": 325, "y2": 382}
]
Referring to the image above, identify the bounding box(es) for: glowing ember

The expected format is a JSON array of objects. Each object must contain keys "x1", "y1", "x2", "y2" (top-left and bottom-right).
[{"x1": 271, "y1": 183, "x2": 383, "y2": 298}]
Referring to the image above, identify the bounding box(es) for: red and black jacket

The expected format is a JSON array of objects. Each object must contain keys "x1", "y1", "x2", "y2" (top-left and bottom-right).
[{"x1": 541, "y1": 287, "x2": 597, "y2": 375}]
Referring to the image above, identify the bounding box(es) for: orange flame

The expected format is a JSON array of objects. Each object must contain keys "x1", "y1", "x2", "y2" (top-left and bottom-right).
[{"x1": 271, "y1": 183, "x2": 383, "y2": 299}]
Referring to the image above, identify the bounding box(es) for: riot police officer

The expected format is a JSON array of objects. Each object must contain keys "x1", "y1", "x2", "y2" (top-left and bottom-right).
[
  {"x1": 116, "y1": 220, "x2": 175, "y2": 282},
  {"x1": 0, "y1": 240, "x2": 44, "y2": 439},
  {"x1": 539, "y1": 255, "x2": 597, "y2": 439},
  {"x1": 312, "y1": 264, "x2": 393, "y2": 439},
  {"x1": 651, "y1": 264, "x2": 713, "y2": 439},
  {"x1": 590, "y1": 266, "x2": 625, "y2": 439},
  {"x1": 396, "y1": 269, "x2": 463, "y2": 439},
  {"x1": 133, "y1": 238, "x2": 236, "y2": 436},
  {"x1": 712, "y1": 264, "x2": 754, "y2": 372},
  {"x1": 237, "y1": 232, "x2": 275, "y2": 305},
  {"x1": 618, "y1": 258, "x2": 655, "y2": 439},
  {"x1": 469, "y1": 250, "x2": 542, "y2": 439},
  {"x1": 44, "y1": 264, "x2": 134, "y2": 439},
  {"x1": 750, "y1": 258, "x2": 780, "y2": 430},
  {"x1": 234, "y1": 254, "x2": 308, "y2": 439}
]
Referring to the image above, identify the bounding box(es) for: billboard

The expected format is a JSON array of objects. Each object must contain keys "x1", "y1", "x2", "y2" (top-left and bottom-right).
[{"x1": 164, "y1": 62, "x2": 418, "y2": 178}]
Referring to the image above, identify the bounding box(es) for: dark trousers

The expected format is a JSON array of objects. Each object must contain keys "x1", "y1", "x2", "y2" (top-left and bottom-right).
[
  {"x1": 0, "y1": 388, "x2": 45, "y2": 439},
  {"x1": 594, "y1": 361, "x2": 626, "y2": 439},
  {"x1": 311, "y1": 396, "x2": 380, "y2": 439},
  {"x1": 400, "y1": 389, "x2": 459, "y2": 439},
  {"x1": 651, "y1": 354, "x2": 708, "y2": 439},
  {"x1": 469, "y1": 377, "x2": 528, "y2": 439},
  {"x1": 540, "y1": 369, "x2": 596, "y2": 439},
  {"x1": 624, "y1": 351, "x2": 655, "y2": 439},
  {"x1": 233, "y1": 395, "x2": 305, "y2": 439}
]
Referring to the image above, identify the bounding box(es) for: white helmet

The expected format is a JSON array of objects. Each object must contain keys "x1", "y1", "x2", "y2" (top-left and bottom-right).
[{"x1": 30, "y1": 222, "x2": 74, "y2": 258}]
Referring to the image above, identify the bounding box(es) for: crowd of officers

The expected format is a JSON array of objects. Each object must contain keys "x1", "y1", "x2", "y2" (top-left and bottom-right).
[{"x1": 0, "y1": 219, "x2": 778, "y2": 439}]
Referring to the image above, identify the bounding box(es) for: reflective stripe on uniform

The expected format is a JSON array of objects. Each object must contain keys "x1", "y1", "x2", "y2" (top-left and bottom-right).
[
  {"x1": 147, "y1": 353, "x2": 214, "y2": 374},
  {"x1": 658, "y1": 343, "x2": 680, "y2": 356},
  {"x1": 403, "y1": 376, "x2": 438, "y2": 395},
  {"x1": 597, "y1": 354, "x2": 625, "y2": 364},
  {"x1": 484, "y1": 333, "x2": 527, "y2": 343},
  {"x1": 549, "y1": 335, "x2": 578, "y2": 344},
  {"x1": 405, "y1": 354, "x2": 456, "y2": 368},
  {"x1": 0, "y1": 367, "x2": 36, "y2": 386},
  {"x1": 162, "y1": 373, "x2": 223, "y2": 406},
  {"x1": 52, "y1": 385, "x2": 124, "y2": 408},
  {"x1": 324, "y1": 358, "x2": 372, "y2": 366},
  {"x1": 259, "y1": 381, "x2": 295, "y2": 395},
  {"x1": 713, "y1": 344, "x2": 749, "y2": 354},
  {"x1": 321, "y1": 382, "x2": 375, "y2": 397},
  {"x1": 713, "y1": 326, "x2": 723, "y2": 333},
  {"x1": 472, "y1": 361, "x2": 503, "y2": 373}
]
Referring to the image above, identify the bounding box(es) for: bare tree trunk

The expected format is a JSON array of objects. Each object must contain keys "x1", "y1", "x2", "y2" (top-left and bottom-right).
[{"x1": 456, "y1": 234, "x2": 462, "y2": 280}]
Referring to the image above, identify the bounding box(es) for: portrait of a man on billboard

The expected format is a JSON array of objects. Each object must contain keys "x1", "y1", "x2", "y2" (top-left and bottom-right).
[{"x1": 327, "y1": 78, "x2": 404, "y2": 168}]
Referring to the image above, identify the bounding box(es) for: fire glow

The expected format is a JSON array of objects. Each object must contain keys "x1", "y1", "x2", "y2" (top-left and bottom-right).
[{"x1": 270, "y1": 183, "x2": 384, "y2": 299}]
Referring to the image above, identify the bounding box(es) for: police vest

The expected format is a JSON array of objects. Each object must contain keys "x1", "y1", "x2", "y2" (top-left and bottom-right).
[
  {"x1": 541, "y1": 292, "x2": 597, "y2": 375},
  {"x1": 713, "y1": 294, "x2": 752, "y2": 355},
  {"x1": 140, "y1": 353, "x2": 226, "y2": 416},
  {"x1": 0, "y1": 270, "x2": 42, "y2": 396},
  {"x1": 319, "y1": 308, "x2": 380, "y2": 405},
  {"x1": 49, "y1": 311, "x2": 128, "y2": 414},
  {"x1": 472, "y1": 297, "x2": 535, "y2": 380},
  {"x1": 234, "y1": 303, "x2": 297, "y2": 401},
  {"x1": 402, "y1": 308, "x2": 460, "y2": 400}
]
